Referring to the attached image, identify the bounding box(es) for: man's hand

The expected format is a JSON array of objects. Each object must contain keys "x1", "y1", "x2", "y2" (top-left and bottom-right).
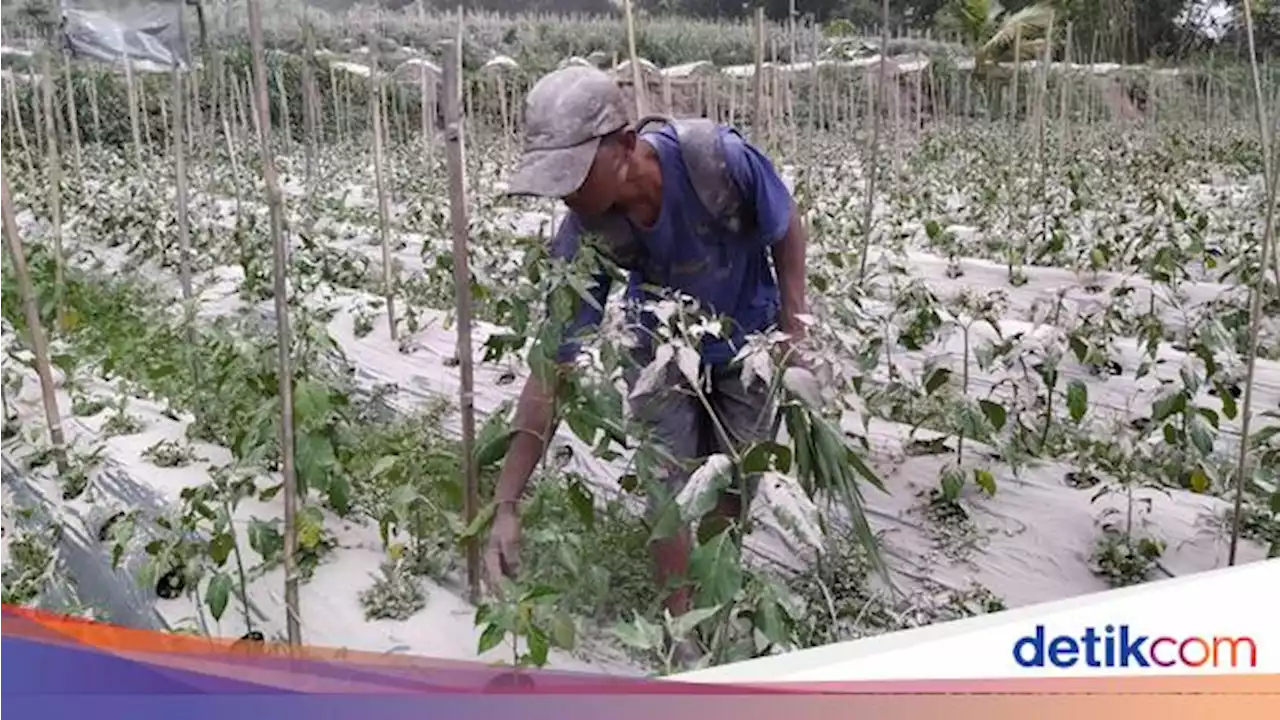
[
  {"x1": 776, "y1": 321, "x2": 812, "y2": 370},
  {"x1": 484, "y1": 504, "x2": 522, "y2": 593}
]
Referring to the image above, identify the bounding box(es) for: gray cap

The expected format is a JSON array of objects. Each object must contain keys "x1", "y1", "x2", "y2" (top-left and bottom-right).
[{"x1": 505, "y1": 66, "x2": 631, "y2": 197}]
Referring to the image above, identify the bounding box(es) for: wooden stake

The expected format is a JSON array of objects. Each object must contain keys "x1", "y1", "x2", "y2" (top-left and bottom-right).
[
  {"x1": 87, "y1": 70, "x2": 102, "y2": 142},
  {"x1": 38, "y1": 52, "x2": 65, "y2": 331},
  {"x1": 1060, "y1": 22, "x2": 1073, "y2": 152},
  {"x1": 7, "y1": 81, "x2": 37, "y2": 178},
  {"x1": 302, "y1": 19, "x2": 319, "y2": 185},
  {"x1": 171, "y1": 66, "x2": 194, "y2": 309},
  {"x1": 857, "y1": 0, "x2": 891, "y2": 282},
  {"x1": 274, "y1": 60, "x2": 293, "y2": 157},
  {"x1": 61, "y1": 53, "x2": 82, "y2": 180},
  {"x1": 622, "y1": 0, "x2": 645, "y2": 118},
  {"x1": 752, "y1": 7, "x2": 765, "y2": 141},
  {"x1": 1, "y1": 171, "x2": 68, "y2": 476},
  {"x1": 247, "y1": 0, "x2": 302, "y2": 647},
  {"x1": 442, "y1": 36, "x2": 480, "y2": 607},
  {"x1": 31, "y1": 68, "x2": 44, "y2": 159},
  {"x1": 1230, "y1": 0, "x2": 1280, "y2": 565},
  {"x1": 370, "y1": 53, "x2": 398, "y2": 340}
]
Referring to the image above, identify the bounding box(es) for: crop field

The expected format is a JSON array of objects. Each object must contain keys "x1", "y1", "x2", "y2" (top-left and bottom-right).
[{"x1": 1, "y1": 3, "x2": 1278, "y2": 677}]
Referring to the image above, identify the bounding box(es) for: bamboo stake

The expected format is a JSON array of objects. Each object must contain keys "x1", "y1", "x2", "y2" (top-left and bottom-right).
[
  {"x1": 221, "y1": 104, "x2": 245, "y2": 217},
  {"x1": 809, "y1": 21, "x2": 819, "y2": 145},
  {"x1": 87, "y1": 70, "x2": 102, "y2": 142},
  {"x1": 1059, "y1": 22, "x2": 1073, "y2": 152},
  {"x1": 7, "y1": 81, "x2": 37, "y2": 178},
  {"x1": 768, "y1": 35, "x2": 778, "y2": 150},
  {"x1": 496, "y1": 72, "x2": 510, "y2": 142},
  {"x1": 330, "y1": 63, "x2": 342, "y2": 145},
  {"x1": 1229, "y1": 0, "x2": 1280, "y2": 566},
  {"x1": 38, "y1": 52, "x2": 66, "y2": 331},
  {"x1": 856, "y1": 0, "x2": 891, "y2": 281},
  {"x1": 1011, "y1": 26, "x2": 1022, "y2": 123},
  {"x1": 369, "y1": 53, "x2": 398, "y2": 340},
  {"x1": 140, "y1": 80, "x2": 155, "y2": 155},
  {"x1": 752, "y1": 7, "x2": 765, "y2": 142},
  {"x1": 61, "y1": 53, "x2": 82, "y2": 180},
  {"x1": 31, "y1": 67, "x2": 44, "y2": 159},
  {"x1": 302, "y1": 20, "x2": 318, "y2": 186},
  {"x1": 190, "y1": 67, "x2": 205, "y2": 148},
  {"x1": 788, "y1": 0, "x2": 797, "y2": 157},
  {"x1": 443, "y1": 36, "x2": 480, "y2": 606},
  {"x1": 159, "y1": 93, "x2": 171, "y2": 157},
  {"x1": 623, "y1": 0, "x2": 645, "y2": 118},
  {"x1": 247, "y1": 0, "x2": 302, "y2": 647},
  {"x1": 1, "y1": 171, "x2": 68, "y2": 476},
  {"x1": 275, "y1": 60, "x2": 293, "y2": 157},
  {"x1": 244, "y1": 72, "x2": 261, "y2": 143},
  {"x1": 1, "y1": 72, "x2": 14, "y2": 150},
  {"x1": 171, "y1": 66, "x2": 194, "y2": 312},
  {"x1": 419, "y1": 63, "x2": 430, "y2": 154},
  {"x1": 1035, "y1": 12, "x2": 1055, "y2": 257}
]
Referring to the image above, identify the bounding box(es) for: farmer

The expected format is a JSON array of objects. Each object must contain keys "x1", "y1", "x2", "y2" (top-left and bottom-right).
[{"x1": 484, "y1": 66, "x2": 809, "y2": 643}]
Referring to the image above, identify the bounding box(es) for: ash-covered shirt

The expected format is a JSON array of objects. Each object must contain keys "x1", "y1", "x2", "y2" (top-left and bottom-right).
[{"x1": 550, "y1": 124, "x2": 794, "y2": 368}]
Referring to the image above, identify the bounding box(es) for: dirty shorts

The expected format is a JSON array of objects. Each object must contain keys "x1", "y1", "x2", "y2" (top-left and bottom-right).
[{"x1": 623, "y1": 348, "x2": 776, "y2": 519}]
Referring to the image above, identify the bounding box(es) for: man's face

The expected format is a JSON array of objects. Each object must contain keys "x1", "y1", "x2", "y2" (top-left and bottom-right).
[{"x1": 564, "y1": 131, "x2": 634, "y2": 217}]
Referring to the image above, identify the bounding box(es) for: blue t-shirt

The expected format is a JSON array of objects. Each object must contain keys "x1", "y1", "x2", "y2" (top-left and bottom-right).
[{"x1": 550, "y1": 125, "x2": 794, "y2": 368}]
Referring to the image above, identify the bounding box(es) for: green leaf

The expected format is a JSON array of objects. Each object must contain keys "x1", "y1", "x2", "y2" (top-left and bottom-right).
[
  {"x1": 689, "y1": 531, "x2": 743, "y2": 607},
  {"x1": 1188, "y1": 469, "x2": 1211, "y2": 494},
  {"x1": 1066, "y1": 380, "x2": 1088, "y2": 423},
  {"x1": 1068, "y1": 335, "x2": 1089, "y2": 363},
  {"x1": 566, "y1": 476, "x2": 595, "y2": 530},
  {"x1": 647, "y1": 494, "x2": 684, "y2": 542},
  {"x1": 844, "y1": 447, "x2": 888, "y2": 493},
  {"x1": 327, "y1": 473, "x2": 351, "y2": 515},
  {"x1": 209, "y1": 533, "x2": 235, "y2": 567},
  {"x1": 974, "y1": 468, "x2": 997, "y2": 496},
  {"x1": 477, "y1": 622, "x2": 506, "y2": 654},
  {"x1": 294, "y1": 431, "x2": 336, "y2": 495},
  {"x1": 741, "y1": 441, "x2": 793, "y2": 474},
  {"x1": 519, "y1": 584, "x2": 560, "y2": 605},
  {"x1": 524, "y1": 625, "x2": 550, "y2": 668},
  {"x1": 957, "y1": 399, "x2": 991, "y2": 440},
  {"x1": 1151, "y1": 389, "x2": 1186, "y2": 423},
  {"x1": 753, "y1": 597, "x2": 790, "y2": 648},
  {"x1": 550, "y1": 612, "x2": 576, "y2": 650},
  {"x1": 611, "y1": 615, "x2": 657, "y2": 651},
  {"x1": 206, "y1": 573, "x2": 232, "y2": 622},
  {"x1": 1251, "y1": 426, "x2": 1280, "y2": 448},
  {"x1": 457, "y1": 502, "x2": 497, "y2": 541},
  {"x1": 1217, "y1": 383, "x2": 1238, "y2": 420},
  {"x1": 293, "y1": 379, "x2": 332, "y2": 425},
  {"x1": 670, "y1": 604, "x2": 722, "y2": 639},
  {"x1": 473, "y1": 427, "x2": 512, "y2": 468},
  {"x1": 924, "y1": 367, "x2": 952, "y2": 395},
  {"x1": 1188, "y1": 413, "x2": 1215, "y2": 456},
  {"x1": 369, "y1": 455, "x2": 398, "y2": 479},
  {"x1": 978, "y1": 399, "x2": 1007, "y2": 432}
]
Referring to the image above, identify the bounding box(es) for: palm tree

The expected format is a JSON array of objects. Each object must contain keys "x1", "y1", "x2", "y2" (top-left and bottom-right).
[{"x1": 941, "y1": 0, "x2": 1059, "y2": 75}]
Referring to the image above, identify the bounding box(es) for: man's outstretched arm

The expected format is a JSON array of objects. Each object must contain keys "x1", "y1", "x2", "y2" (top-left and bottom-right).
[
  {"x1": 771, "y1": 199, "x2": 809, "y2": 344},
  {"x1": 492, "y1": 214, "x2": 610, "y2": 506}
]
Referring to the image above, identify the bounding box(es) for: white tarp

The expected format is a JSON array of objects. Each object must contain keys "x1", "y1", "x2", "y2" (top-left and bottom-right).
[{"x1": 62, "y1": 3, "x2": 186, "y2": 72}]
